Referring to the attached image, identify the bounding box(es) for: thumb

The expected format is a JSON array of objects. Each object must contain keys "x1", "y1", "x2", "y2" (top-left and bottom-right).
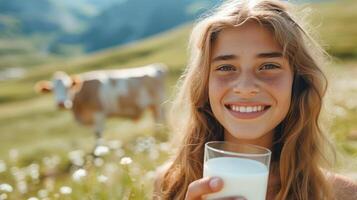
[{"x1": 185, "y1": 177, "x2": 223, "y2": 200}]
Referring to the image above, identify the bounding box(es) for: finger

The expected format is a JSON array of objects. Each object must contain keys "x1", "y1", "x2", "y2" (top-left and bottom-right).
[{"x1": 185, "y1": 177, "x2": 223, "y2": 200}]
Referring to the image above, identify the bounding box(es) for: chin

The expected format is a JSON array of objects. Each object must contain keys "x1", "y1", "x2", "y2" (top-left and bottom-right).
[{"x1": 227, "y1": 127, "x2": 269, "y2": 140}]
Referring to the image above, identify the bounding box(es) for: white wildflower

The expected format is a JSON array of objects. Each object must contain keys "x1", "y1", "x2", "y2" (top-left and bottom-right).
[
  {"x1": 72, "y1": 168, "x2": 87, "y2": 182},
  {"x1": 0, "y1": 184, "x2": 13, "y2": 193},
  {"x1": 27, "y1": 197, "x2": 39, "y2": 200},
  {"x1": 38, "y1": 189, "x2": 48, "y2": 198},
  {"x1": 11, "y1": 167, "x2": 25, "y2": 182},
  {"x1": 120, "y1": 157, "x2": 132, "y2": 165},
  {"x1": 42, "y1": 156, "x2": 61, "y2": 169},
  {"x1": 97, "y1": 175, "x2": 108, "y2": 183},
  {"x1": 59, "y1": 186, "x2": 72, "y2": 195},
  {"x1": 0, "y1": 160, "x2": 6, "y2": 173},
  {"x1": 135, "y1": 137, "x2": 156, "y2": 153},
  {"x1": 68, "y1": 150, "x2": 85, "y2": 166},
  {"x1": 94, "y1": 145, "x2": 110, "y2": 156},
  {"x1": 27, "y1": 163, "x2": 40, "y2": 181},
  {"x1": 17, "y1": 181, "x2": 27, "y2": 194}
]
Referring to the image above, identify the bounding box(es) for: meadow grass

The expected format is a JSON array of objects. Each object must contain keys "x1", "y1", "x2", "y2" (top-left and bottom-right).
[
  {"x1": 310, "y1": 0, "x2": 357, "y2": 59},
  {"x1": 0, "y1": 1, "x2": 357, "y2": 199}
]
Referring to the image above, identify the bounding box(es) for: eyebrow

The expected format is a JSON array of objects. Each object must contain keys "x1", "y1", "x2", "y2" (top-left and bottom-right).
[{"x1": 211, "y1": 52, "x2": 283, "y2": 62}]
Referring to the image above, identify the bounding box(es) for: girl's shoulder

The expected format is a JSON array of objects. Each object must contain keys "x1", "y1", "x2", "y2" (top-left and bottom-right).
[{"x1": 326, "y1": 172, "x2": 357, "y2": 200}]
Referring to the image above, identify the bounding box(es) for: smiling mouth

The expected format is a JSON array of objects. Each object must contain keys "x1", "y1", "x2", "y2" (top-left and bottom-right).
[
  {"x1": 224, "y1": 103, "x2": 271, "y2": 119},
  {"x1": 224, "y1": 104, "x2": 271, "y2": 113}
]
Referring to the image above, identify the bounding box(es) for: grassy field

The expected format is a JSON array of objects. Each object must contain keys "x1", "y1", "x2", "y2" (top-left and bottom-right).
[
  {"x1": 0, "y1": 1, "x2": 357, "y2": 199},
  {"x1": 0, "y1": 23, "x2": 192, "y2": 199}
]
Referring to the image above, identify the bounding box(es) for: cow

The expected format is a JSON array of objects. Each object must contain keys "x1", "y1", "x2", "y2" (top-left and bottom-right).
[{"x1": 35, "y1": 63, "x2": 167, "y2": 146}]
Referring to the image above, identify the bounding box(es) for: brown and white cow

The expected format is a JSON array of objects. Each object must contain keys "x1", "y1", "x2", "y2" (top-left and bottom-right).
[{"x1": 35, "y1": 63, "x2": 167, "y2": 145}]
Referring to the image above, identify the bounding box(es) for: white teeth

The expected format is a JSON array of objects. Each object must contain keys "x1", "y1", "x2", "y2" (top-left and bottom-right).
[
  {"x1": 231, "y1": 105, "x2": 237, "y2": 111},
  {"x1": 239, "y1": 106, "x2": 246, "y2": 112},
  {"x1": 246, "y1": 107, "x2": 253, "y2": 112},
  {"x1": 229, "y1": 105, "x2": 266, "y2": 113}
]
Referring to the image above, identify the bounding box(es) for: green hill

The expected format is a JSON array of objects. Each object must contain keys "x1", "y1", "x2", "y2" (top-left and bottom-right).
[
  {"x1": 0, "y1": 22, "x2": 191, "y2": 104},
  {"x1": 0, "y1": 1, "x2": 356, "y2": 199},
  {"x1": 1, "y1": 0, "x2": 357, "y2": 105}
]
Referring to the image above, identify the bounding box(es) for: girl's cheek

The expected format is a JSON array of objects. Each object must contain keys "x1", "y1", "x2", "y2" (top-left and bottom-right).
[
  {"x1": 212, "y1": 73, "x2": 238, "y2": 87},
  {"x1": 259, "y1": 75, "x2": 280, "y2": 85},
  {"x1": 259, "y1": 74, "x2": 293, "y2": 92},
  {"x1": 260, "y1": 74, "x2": 292, "y2": 100}
]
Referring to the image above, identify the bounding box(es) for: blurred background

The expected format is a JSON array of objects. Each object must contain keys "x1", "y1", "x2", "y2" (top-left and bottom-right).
[{"x1": 0, "y1": 0, "x2": 356, "y2": 199}]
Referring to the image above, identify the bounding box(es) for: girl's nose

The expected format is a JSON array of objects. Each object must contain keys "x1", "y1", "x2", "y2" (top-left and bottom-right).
[{"x1": 232, "y1": 74, "x2": 260, "y2": 97}]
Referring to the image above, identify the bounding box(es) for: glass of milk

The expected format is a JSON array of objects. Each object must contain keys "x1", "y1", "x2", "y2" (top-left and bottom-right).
[{"x1": 203, "y1": 141, "x2": 271, "y2": 200}]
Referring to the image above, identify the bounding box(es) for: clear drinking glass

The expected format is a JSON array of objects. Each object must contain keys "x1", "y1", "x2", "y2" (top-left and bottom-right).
[{"x1": 203, "y1": 141, "x2": 271, "y2": 200}]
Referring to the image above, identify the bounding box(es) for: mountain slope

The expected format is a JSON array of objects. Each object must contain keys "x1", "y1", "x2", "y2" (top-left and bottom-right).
[
  {"x1": 61, "y1": 0, "x2": 219, "y2": 52},
  {"x1": 0, "y1": 23, "x2": 192, "y2": 103}
]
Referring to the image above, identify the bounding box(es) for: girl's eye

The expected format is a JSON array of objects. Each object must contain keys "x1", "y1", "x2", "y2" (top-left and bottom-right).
[
  {"x1": 259, "y1": 63, "x2": 280, "y2": 70},
  {"x1": 216, "y1": 65, "x2": 236, "y2": 71}
]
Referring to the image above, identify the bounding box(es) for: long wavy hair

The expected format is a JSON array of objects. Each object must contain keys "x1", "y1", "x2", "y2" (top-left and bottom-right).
[{"x1": 158, "y1": 0, "x2": 335, "y2": 199}]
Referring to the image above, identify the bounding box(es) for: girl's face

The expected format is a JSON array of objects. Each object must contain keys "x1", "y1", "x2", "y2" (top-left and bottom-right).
[{"x1": 208, "y1": 21, "x2": 293, "y2": 148}]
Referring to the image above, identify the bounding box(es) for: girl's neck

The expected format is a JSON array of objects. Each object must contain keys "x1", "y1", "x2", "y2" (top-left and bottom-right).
[{"x1": 223, "y1": 130, "x2": 275, "y2": 150}]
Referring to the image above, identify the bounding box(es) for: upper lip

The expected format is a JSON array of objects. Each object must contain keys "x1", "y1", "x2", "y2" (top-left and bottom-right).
[{"x1": 224, "y1": 102, "x2": 271, "y2": 106}]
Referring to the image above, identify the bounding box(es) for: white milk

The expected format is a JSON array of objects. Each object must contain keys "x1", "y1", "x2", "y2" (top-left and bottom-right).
[{"x1": 203, "y1": 157, "x2": 269, "y2": 200}]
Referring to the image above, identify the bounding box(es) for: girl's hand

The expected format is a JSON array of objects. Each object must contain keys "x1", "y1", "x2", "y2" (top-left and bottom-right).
[{"x1": 185, "y1": 177, "x2": 247, "y2": 200}]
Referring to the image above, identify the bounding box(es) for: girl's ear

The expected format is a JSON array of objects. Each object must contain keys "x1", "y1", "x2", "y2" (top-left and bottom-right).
[
  {"x1": 34, "y1": 81, "x2": 53, "y2": 93},
  {"x1": 70, "y1": 75, "x2": 82, "y2": 91}
]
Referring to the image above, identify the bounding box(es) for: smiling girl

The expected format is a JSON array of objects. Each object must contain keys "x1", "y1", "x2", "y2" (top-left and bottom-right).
[{"x1": 154, "y1": 0, "x2": 357, "y2": 199}]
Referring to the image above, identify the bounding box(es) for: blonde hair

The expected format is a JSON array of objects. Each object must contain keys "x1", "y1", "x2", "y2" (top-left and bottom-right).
[{"x1": 159, "y1": 0, "x2": 335, "y2": 199}]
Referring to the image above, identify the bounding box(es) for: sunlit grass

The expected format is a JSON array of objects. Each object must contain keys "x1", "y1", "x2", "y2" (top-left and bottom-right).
[
  {"x1": 0, "y1": 1, "x2": 356, "y2": 199},
  {"x1": 310, "y1": 0, "x2": 357, "y2": 59},
  {"x1": 0, "y1": 135, "x2": 171, "y2": 199}
]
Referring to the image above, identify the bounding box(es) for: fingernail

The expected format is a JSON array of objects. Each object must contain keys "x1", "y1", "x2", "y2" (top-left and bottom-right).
[{"x1": 209, "y1": 177, "x2": 221, "y2": 190}]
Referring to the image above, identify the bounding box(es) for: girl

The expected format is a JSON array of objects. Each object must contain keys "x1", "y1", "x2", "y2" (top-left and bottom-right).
[{"x1": 154, "y1": 0, "x2": 357, "y2": 199}]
